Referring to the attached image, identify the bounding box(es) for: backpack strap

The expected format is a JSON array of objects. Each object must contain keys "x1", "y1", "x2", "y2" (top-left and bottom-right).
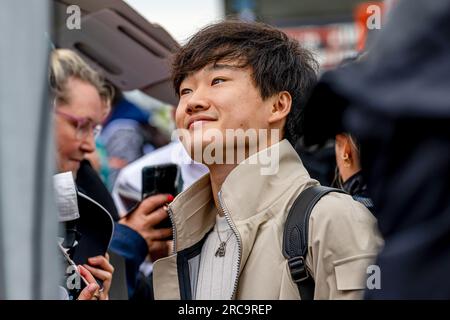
[{"x1": 283, "y1": 185, "x2": 347, "y2": 300}]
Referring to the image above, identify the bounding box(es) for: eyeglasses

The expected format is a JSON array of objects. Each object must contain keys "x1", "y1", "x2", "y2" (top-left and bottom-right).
[{"x1": 55, "y1": 110, "x2": 102, "y2": 140}]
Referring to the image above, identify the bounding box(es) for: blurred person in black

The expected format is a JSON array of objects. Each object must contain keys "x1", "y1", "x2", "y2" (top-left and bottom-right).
[{"x1": 303, "y1": 0, "x2": 450, "y2": 299}]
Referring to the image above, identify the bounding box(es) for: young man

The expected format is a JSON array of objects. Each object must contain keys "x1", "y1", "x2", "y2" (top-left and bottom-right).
[{"x1": 152, "y1": 20, "x2": 382, "y2": 299}]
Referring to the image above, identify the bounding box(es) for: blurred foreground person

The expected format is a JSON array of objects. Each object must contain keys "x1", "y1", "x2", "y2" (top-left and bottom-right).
[{"x1": 303, "y1": 0, "x2": 450, "y2": 299}]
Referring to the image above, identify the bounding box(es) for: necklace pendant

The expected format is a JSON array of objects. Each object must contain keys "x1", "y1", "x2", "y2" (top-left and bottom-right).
[{"x1": 215, "y1": 242, "x2": 226, "y2": 257}]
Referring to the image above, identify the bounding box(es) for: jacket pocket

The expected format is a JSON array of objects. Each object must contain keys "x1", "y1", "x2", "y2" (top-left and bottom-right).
[{"x1": 333, "y1": 254, "x2": 377, "y2": 291}]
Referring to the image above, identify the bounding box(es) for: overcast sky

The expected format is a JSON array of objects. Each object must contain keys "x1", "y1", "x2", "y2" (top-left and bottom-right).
[{"x1": 124, "y1": 0, "x2": 225, "y2": 44}]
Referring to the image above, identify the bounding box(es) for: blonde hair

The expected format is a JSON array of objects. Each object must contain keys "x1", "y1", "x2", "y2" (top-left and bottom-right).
[{"x1": 49, "y1": 49, "x2": 113, "y2": 109}]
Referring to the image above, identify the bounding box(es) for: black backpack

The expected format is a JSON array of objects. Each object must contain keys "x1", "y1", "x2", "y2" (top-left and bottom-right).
[{"x1": 282, "y1": 186, "x2": 347, "y2": 300}]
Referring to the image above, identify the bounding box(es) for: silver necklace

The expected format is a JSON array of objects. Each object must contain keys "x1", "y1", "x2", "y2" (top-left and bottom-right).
[{"x1": 215, "y1": 230, "x2": 233, "y2": 258}]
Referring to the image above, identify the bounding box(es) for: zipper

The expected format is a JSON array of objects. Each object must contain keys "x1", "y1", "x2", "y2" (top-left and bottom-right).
[
  {"x1": 167, "y1": 205, "x2": 177, "y2": 254},
  {"x1": 218, "y1": 190, "x2": 242, "y2": 300}
]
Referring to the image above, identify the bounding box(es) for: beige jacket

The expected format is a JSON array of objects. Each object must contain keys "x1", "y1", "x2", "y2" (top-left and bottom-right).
[{"x1": 153, "y1": 140, "x2": 383, "y2": 299}]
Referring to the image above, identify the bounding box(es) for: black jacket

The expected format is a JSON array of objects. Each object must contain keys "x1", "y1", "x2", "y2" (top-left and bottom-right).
[
  {"x1": 76, "y1": 160, "x2": 151, "y2": 299},
  {"x1": 303, "y1": 0, "x2": 450, "y2": 299}
]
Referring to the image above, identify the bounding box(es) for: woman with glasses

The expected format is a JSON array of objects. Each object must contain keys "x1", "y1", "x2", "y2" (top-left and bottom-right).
[
  {"x1": 51, "y1": 49, "x2": 111, "y2": 176},
  {"x1": 50, "y1": 49, "x2": 115, "y2": 300},
  {"x1": 50, "y1": 49, "x2": 173, "y2": 300}
]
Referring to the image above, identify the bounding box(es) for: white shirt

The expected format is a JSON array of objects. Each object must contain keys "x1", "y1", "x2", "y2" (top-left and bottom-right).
[
  {"x1": 195, "y1": 215, "x2": 239, "y2": 300},
  {"x1": 53, "y1": 172, "x2": 79, "y2": 222}
]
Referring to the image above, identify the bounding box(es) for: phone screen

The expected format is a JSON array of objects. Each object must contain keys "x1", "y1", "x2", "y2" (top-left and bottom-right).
[
  {"x1": 142, "y1": 164, "x2": 180, "y2": 199},
  {"x1": 142, "y1": 164, "x2": 180, "y2": 234}
]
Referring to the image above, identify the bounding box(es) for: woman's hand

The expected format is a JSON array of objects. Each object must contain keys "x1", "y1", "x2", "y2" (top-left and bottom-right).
[
  {"x1": 77, "y1": 265, "x2": 100, "y2": 300},
  {"x1": 119, "y1": 194, "x2": 173, "y2": 261},
  {"x1": 83, "y1": 253, "x2": 114, "y2": 300}
]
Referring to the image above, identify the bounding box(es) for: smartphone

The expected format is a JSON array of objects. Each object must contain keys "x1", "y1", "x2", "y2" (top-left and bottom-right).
[{"x1": 142, "y1": 164, "x2": 181, "y2": 233}]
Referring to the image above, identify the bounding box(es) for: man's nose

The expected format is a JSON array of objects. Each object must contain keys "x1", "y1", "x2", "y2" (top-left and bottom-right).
[{"x1": 185, "y1": 89, "x2": 211, "y2": 114}]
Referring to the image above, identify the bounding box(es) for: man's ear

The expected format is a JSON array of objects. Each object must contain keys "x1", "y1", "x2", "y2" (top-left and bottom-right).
[{"x1": 268, "y1": 91, "x2": 292, "y2": 124}]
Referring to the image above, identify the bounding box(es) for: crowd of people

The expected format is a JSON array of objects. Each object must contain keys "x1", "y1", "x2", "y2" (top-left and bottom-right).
[{"x1": 50, "y1": 0, "x2": 450, "y2": 300}]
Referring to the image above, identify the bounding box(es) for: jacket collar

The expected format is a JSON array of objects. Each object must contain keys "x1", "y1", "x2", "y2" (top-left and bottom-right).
[
  {"x1": 220, "y1": 140, "x2": 311, "y2": 222},
  {"x1": 168, "y1": 139, "x2": 312, "y2": 251}
]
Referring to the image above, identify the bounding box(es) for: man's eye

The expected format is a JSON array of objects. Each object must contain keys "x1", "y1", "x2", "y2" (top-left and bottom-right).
[
  {"x1": 180, "y1": 88, "x2": 192, "y2": 96},
  {"x1": 211, "y1": 78, "x2": 225, "y2": 85}
]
